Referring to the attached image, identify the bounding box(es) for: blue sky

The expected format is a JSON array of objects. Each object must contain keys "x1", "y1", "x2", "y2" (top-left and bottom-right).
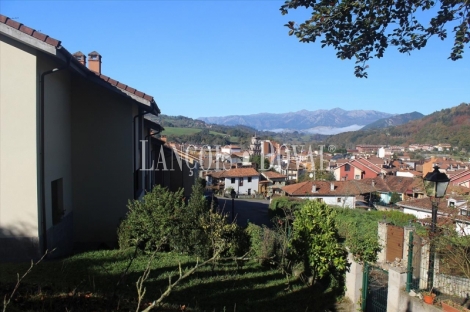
[{"x1": 1, "y1": 1, "x2": 468, "y2": 119}]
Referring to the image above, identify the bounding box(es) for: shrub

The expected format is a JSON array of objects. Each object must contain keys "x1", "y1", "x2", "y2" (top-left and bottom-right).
[
  {"x1": 117, "y1": 185, "x2": 185, "y2": 251},
  {"x1": 333, "y1": 208, "x2": 416, "y2": 263},
  {"x1": 246, "y1": 223, "x2": 278, "y2": 266},
  {"x1": 269, "y1": 197, "x2": 304, "y2": 218},
  {"x1": 118, "y1": 183, "x2": 240, "y2": 258},
  {"x1": 290, "y1": 201, "x2": 348, "y2": 283}
]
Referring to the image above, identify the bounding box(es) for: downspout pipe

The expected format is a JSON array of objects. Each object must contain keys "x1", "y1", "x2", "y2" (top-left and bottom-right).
[{"x1": 39, "y1": 54, "x2": 72, "y2": 256}]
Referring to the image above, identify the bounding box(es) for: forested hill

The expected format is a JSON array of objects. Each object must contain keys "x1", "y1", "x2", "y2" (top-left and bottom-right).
[
  {"x1": 145, "y1": 114, "x2": 260, "y2": 146},
  {"x1": 361, "y1": 112, "x2": 424, "y2": 130},
  {"x1": 325, "y1": 103, "x2": 470, "y2": 150}
]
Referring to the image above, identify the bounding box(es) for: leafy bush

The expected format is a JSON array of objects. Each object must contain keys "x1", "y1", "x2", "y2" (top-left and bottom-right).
[
  {"x1": 334, "y1": 208, "x2": 416, "y2": 263},
  {"x1": 269, "y1": 197, "x2": 304, "y2": 218},
  {"x1": 246, "y1": 223, "x2": 278, "y2": 266},
  {"x1": 117, "y1": 185, "x2": 185, "y2": 251},
  {"x1": 118, "y1": 183, "x2": 242, "y2": 258},
  {"x1": 290, "y1": 201, "x2": 348, "y2": 283}
]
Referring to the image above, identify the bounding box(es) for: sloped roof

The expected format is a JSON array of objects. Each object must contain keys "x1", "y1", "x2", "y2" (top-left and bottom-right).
[
  {"x1": 220, "y1": 168, "x2": 259, "y2": 178},
  {"x1": 397, "y1": 198, "x2": 470, "y2": 223},
  {"x1": 282, "y1": 180, "x2": 374, "y2": 196},
  {"x1": 0, "y1": 14, "x2": 159, "y2": 112},
  {"x1": 0, "y1": 15, "x2": 61, "y2": 46}
]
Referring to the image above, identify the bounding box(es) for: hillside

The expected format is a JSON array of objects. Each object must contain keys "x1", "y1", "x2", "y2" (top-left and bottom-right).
[
  {"x1": 361, "y1": 112, "x2": 424, "y2": 130},
  {"x1": 325, "y1": 103, "x2": 470, "y2": 150},
  {"x1": 145, "y1": 114, "x2": 328, "y2": 146},
  {"x1": 198, "y1": 108, "x2": 392, "y2": 132}
]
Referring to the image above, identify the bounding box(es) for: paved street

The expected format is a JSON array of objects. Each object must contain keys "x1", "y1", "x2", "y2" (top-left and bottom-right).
[{"x1": 217, "y1": 197, "x2": 272, "y2": 227}]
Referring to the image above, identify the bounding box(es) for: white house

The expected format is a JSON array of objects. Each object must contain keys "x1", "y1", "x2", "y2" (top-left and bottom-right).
[
  {"x1": 282, "y1": 180, "x2": 367, "y2": 208},
  {"x1": 396, "y1": 197, "x2": 470, "y2": 235},
  {"x1": 222, "y1": 168, "x2": 259, "y2": 196}
]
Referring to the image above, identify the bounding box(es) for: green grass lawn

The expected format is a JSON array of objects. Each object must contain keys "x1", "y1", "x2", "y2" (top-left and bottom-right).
[{"x1": 0, "y1": 249, "x2": 342, "y2": 312}]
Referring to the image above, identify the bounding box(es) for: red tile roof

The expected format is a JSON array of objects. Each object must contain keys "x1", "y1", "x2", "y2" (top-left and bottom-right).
[
  {"x1": 92, "y1": 72, "x2": 155, "y2": 103},
  {"x1": 0, "y1": 14, "x2": 157, "y2": 106},
  {"x1": 220, "y1": 168, "x2": 259, "y2": 178},
  {"x1": 282, "y1": 180, "x2": 375, "y2": 196},
  {"x1": 0, "y1": 15, "x2": 61, "y2": 47}
]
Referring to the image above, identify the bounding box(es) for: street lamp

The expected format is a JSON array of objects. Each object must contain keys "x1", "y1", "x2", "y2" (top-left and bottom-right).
[{"x1": 423, "y1": 165, "x2": 450, "y2": 289}]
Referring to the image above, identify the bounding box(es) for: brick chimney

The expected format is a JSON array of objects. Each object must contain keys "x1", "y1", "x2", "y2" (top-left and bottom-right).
[
  {"x1": 72, "y1": 51, "x2": 86, "y2": 66},
  {"x1": 88, "y1": 51, "x2": 102, "y2": 74}
]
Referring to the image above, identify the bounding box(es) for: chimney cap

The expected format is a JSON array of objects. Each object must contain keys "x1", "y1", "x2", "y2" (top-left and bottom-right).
[
  {"x1": 73, "y1": 51, "x2": 85, "y2": 56},
  {"x1": 88, "y1": 51, "x2": 101, "y2": 56}
]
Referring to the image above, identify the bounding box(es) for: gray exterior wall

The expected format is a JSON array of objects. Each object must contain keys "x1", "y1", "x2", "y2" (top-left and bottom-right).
[{"x1": 71, "y1": 77, "x2": 135, "y2": 249}]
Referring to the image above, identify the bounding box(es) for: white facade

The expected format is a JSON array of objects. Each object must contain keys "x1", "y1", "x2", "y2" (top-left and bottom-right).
[
  {"x1": 221, "y1": 145, "x2": 241, "y2": 155},
  {"x1": 402, "y1": 207, "x2": 470, "y2": 236},
  {"x1": 377, "y1": 147, "x2": 385, "y2": 159},
  {"x1": 299, "y1": 196, "x2": 356, "y2": 208},
  {"x1": 225, "y1": 176, "x2": 259, "y2": 195},
  {"x1": 396, "y1": 171, "x2": 415, "y2": 178}
]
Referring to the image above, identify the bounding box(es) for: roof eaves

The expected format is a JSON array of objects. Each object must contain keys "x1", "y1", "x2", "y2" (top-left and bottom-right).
[
  {"x1": 0, "y1": 14, "x2": 160, "y2": 115},
  {"x1": 0, "y1": 20, "x2": 57, "y2": 56},
  {"x1": 0, "y1": 15, "x2": 61, "y2": 48}
]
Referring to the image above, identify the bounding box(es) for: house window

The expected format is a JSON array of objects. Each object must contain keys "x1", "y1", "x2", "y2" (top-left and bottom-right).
[
  {"x1": 461, "y1": 209, "x2": 469, "y2": 216},
  {"x1": 239, "y1": 178, "x2": 244, "y2": 186},
  {"x1": 345, "y1": 164, "x2": 350, "y2": 171},
  {"x1": 248, "y1": 189, "x2": 251, "y2": 195},
  {"x1": 231, "y1": 178, "x2": 235, "y2": 184},
  {"x1": 51, "y1": 178, "x2": 64, "y2": 225},
  {"x1": 337, "y1": 198, "x2": 341, "y2": 203},
  {"x1": 449, "y1": 201, "x2": 455, "y2": 207},
  {"x1": 248, "y1": 177, "x2": 252, "y2": 182},
  {"x1": 355, "y1": 175, "x2": 360, "y2": 180}
]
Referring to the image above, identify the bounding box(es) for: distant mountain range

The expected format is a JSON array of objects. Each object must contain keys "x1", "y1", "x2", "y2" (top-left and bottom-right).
[
  {"x1": 198, "y1": 108, "x2": 393, "y2": 133},
  {"x1": 361, "y1": 112, "x2": 424, "y2": 130},
  {"x1": 325, "y1": 103, "x2": 470, "y2": 150}
]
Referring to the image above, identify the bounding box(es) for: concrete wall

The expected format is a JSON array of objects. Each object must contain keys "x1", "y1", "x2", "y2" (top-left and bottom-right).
[
  {"x1": 377, "y1": 222, "x2": 387, "y2": 263},
  {"x1": 0, "y1": 34, "x2": 40, "y2": 259},
  {"x1": 71, "y1": 77, "x2": 134, "y2": 249},
  {"x1": 345, "y1": 253, "x2": 363, "y2": 311}
]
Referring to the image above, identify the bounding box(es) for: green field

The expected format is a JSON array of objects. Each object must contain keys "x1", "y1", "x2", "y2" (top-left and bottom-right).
[
  {"x1": 161, "y1": 127, "x2": 202, "y2": 136},
  {"x1": 161, "y1": 127, "x2": 240, "y2": 143}
]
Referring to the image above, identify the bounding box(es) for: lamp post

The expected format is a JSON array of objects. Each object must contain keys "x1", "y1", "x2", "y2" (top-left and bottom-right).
[
  {"x1": 423, "y1": 165, "x2": 450, "y2": 289},
  {"x1": 230, "y1": 189, "x2": 236, "y2": 223}
]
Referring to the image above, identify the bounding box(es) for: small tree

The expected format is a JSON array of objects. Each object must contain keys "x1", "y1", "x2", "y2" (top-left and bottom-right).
[
  {"x1": 435, "y1": 227, "x2": 470, "y2": 279},
  {"x1": 290, "y1": 201, "x2": 348, "y2": 283},
  {"x1": 390, "y1": 192, "x2": 402, "y2": 205}
]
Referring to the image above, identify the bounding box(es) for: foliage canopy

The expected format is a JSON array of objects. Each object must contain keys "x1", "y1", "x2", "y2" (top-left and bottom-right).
[
  {"x1": 281, "y1": 0, "x2": 470, "y2": 77},
  {"x1": 290, "y1": 200, "x2": 348, "y2": 282}
]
